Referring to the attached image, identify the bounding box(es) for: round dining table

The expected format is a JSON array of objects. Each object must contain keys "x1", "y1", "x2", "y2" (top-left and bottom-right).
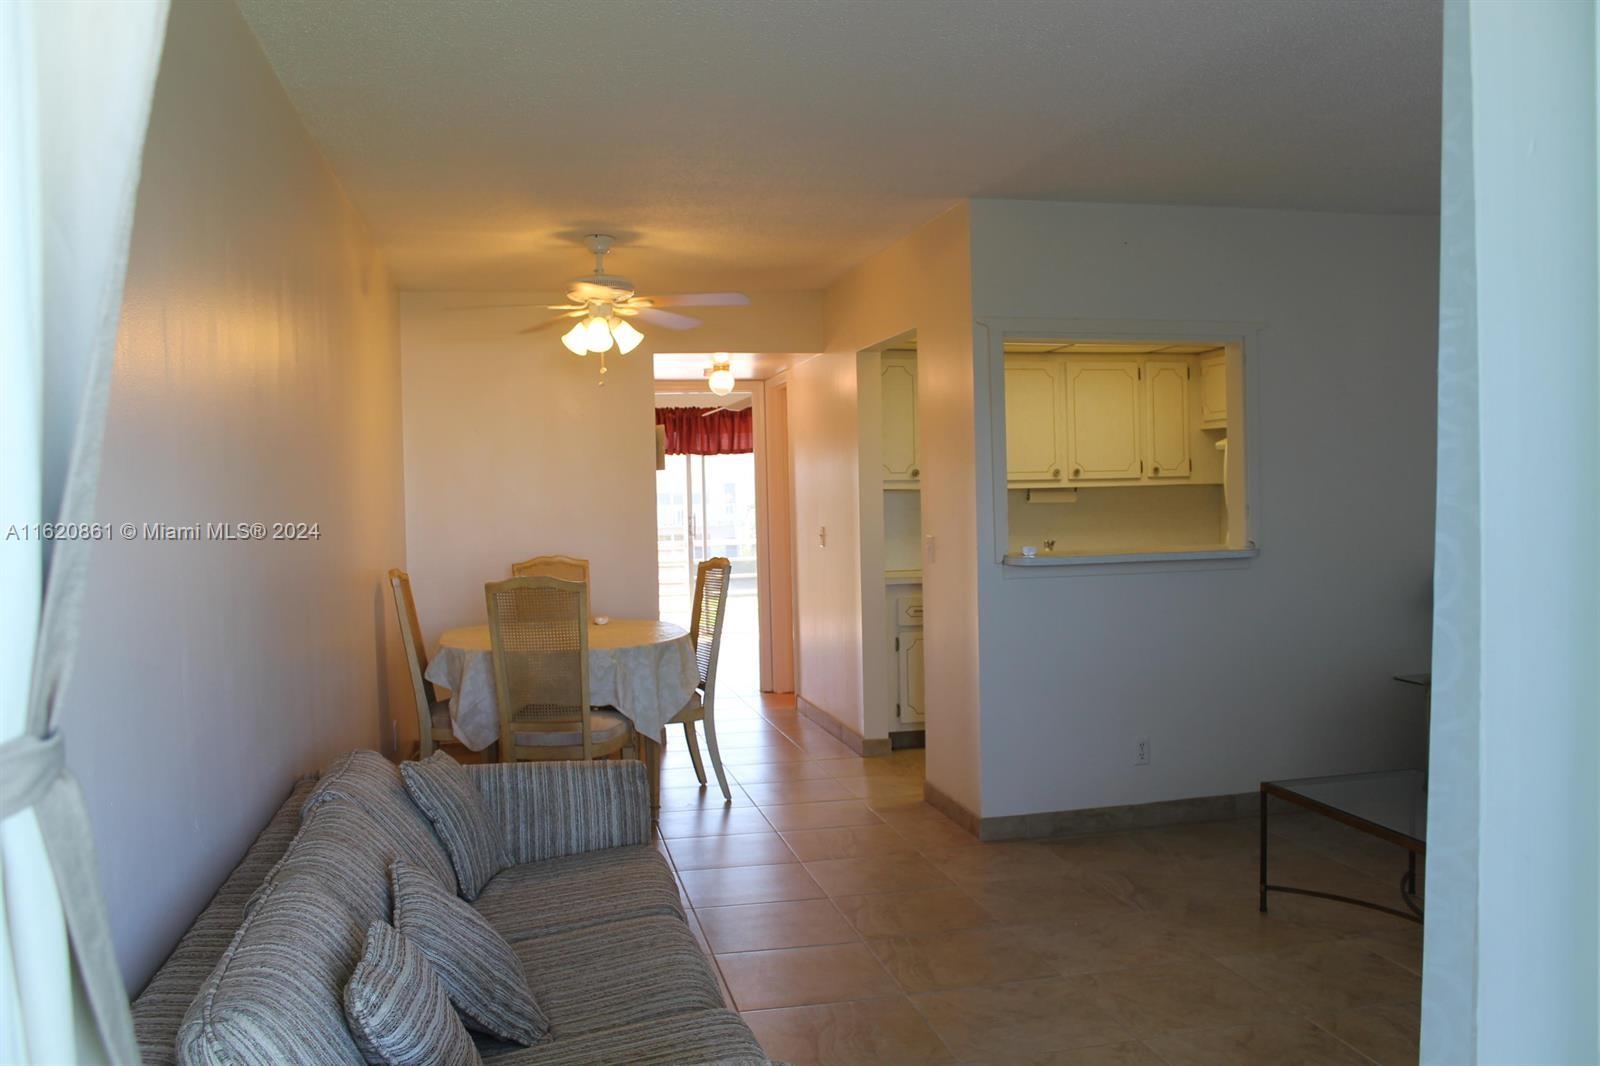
[{"x1": 424, "y1": 619, "x2": 699, "y2": 752}]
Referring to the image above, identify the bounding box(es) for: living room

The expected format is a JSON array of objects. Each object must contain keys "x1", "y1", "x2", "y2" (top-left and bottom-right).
[{"x1": 4, "y1": 2, "x2": 1596, "y2": 1065}]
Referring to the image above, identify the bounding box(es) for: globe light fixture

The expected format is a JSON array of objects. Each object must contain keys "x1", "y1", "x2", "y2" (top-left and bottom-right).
[{"x1": 707, "y1": 355, "x2": 735, "y2": 397}]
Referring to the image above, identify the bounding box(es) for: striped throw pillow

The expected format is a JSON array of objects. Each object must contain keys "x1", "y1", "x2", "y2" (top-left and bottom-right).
[
  {"x1": 343, "y1": 922, "x2": 480, "y2": 1066},
  {"x1": 390, "y1": 860, "x2": 548, "y2": 1045},
  {"x1": 400, "y1": 751, "x2": 509, "y2": 900}
]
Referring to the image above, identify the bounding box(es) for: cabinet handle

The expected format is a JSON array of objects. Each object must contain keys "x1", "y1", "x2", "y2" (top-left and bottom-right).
[
  {"x1": 1051, "y1": 467, "x2": 1061, "y2": 478},
  {"x1": 1153, "y1": 465, "x2": 1161, "y2": 475},
  {"x1": 1071, "y1": 467, "x2": 1082, "y2": 478},
  {"x1": 910, "y1": 467, "x2": 919, "y2": 478}
]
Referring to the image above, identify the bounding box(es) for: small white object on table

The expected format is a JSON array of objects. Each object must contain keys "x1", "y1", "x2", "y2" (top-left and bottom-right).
[{"x1": 425, "y1": 619, "x2": 698, "y2": 751}]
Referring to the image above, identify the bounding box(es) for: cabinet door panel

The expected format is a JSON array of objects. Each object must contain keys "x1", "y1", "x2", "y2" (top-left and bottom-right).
[
  {"x1": 881, "y1": 357, "x2": 919, "y2": 482},
  {"x1": 898, "y1": 628, "x2": 925, "y2": 723},
  {"x1": 1004, "y1": 360, "x2": 1065, "y2": 482},
  {"x1": 1199, "y1": 352, "x2": 1227, "y2": 428},
  {"x1": 1144, "y1": 359, "x2": 1192, "y2": 478},
  {"x1": 1066, "y1": 360, "x2": 1141, "y2": 480}
]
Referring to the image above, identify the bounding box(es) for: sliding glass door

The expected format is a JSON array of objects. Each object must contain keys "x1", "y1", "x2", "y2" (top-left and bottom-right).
[{"x1": 655, "y1": 450, "x2": 759, "y2": 690}]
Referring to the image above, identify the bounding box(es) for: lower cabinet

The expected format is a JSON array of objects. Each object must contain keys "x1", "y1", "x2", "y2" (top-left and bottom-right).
[
  {"x1": 889, "y1": 592, "x2": 925, "y2": 726},
  {"x1": 897, "y1": 628, "x2": 924, "y2": 724}
]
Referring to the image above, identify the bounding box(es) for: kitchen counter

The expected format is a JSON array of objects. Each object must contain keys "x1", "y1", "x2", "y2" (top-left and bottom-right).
[{"x1": 1003, "y1": 546, "x2": 1258, "y2": 567}]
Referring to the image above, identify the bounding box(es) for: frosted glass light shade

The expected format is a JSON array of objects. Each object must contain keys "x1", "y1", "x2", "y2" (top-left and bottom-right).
[
  {"x1": 584, "y1": 317, "x2": 614, "y2": 353},
  {"x1": 708, "y1": 366, "x2": 735, "y2": 396},
  {"x1": 561, "y1": 321, "x2": 589, "y2": 356},
  {"x1": 612, "y1": 319, "x2": 643, "y2": 355}
]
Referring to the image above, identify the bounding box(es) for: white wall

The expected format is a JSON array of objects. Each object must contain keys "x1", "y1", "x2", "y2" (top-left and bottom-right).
[
  {"x1": 811, "y1": 206, "x2": 981, "y2": 807},
  {"x1": 400, "y1": 292, "x2": 823, "y2": 649},
  {"x1": 969, "y1": 200, "x2": 1438, "y2": 818},
  {"x1": 63, "y1": 0, "x2": 407, "y2": 990},
  {"x1": 1423, "y1": 3, "x2": 1599, "y2": 1061}
]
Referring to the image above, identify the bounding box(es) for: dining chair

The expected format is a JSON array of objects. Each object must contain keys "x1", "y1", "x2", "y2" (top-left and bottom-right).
[
  {"x1": 484, "y1": 575, "x2": 635, "y2": 764},
  {"x1": 388, "y1": 568, "x2": 457, "y2": 758},
  {"x1": 670, "y1": 557, "x2": 733, "y2": 800},
  {"x1": 509, "y1": 554, "x2": 590, "y2": 585}
]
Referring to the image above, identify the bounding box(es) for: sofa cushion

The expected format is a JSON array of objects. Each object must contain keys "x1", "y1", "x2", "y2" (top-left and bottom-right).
[
  {"x1": 345, "y1": 921, "x2": 481, "y2": 1066},
  {"x1": 469, "y1": 761, "x2": 651, "y2": 865},
  {"x1": 471, "y1": 845, "x2": 684, "y2": 942},
  {"x1": 402, "y1": 751, "x2": 510, "y2": 900},
  {"x1": 134, "y1": 778, "x2": 316, "y2": 1066},
  {"x1": 304, "y1": 749, "x2": 457, "y2": 893},
  {"x1": 391, "y1": 860, "x2": 548, "y2": 1046},
  {"x1": 477, "y1": 1010, "x2": 768, "y2": 1065},
  {"x1": 512, "y1": 915, "x2": 724, "y2": 1037},
  {"x1": 177, "y1": 801, "x2": 410, "y2": 1065},
  {"x1": 176, "y1": 878, "x2": 367, "y2": 1065}
]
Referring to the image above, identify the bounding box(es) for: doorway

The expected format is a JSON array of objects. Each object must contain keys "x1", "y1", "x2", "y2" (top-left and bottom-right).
[{"x1": 655, "y1": 397, "x2": 761, "y2": 694}]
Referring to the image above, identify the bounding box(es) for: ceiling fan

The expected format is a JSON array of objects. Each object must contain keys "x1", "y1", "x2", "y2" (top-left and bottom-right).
[{"x1": 460, "y1": 235, "x2": 749, "y2": 383}]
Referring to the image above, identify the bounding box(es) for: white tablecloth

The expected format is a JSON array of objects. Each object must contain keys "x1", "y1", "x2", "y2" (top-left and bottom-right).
[{"x1": 425, "y1": 619, "x2": 699, "y2": 751}]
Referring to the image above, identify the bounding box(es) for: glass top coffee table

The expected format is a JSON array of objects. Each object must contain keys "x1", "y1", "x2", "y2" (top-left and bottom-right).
[{"x1": 1259, "y1": 769, "x2": 1426, "y2": 923}]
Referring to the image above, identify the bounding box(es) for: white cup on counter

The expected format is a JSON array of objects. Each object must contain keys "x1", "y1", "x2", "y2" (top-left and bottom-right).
[{"x1": 1020, "y1": 545, "x2": 1038, "y2": 558}]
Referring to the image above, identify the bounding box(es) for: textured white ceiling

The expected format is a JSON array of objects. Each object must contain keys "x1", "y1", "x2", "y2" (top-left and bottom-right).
[{"x1": 238, "y1": 0, "x2": 1441, "y2": 293}]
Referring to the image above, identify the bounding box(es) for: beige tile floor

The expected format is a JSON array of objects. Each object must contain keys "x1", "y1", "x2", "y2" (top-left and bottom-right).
[{"x1": 656, "y1": 692, "x2": 1422, "y2": 1066}]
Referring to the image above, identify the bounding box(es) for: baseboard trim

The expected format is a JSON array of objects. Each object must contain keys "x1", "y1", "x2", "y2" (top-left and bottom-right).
[
  {"x1": 796, "y1": 696, "x2": 891, "y2": 757},
  {"x1": 922, "y1": 779, "x2": 981, "y2": 836},
  {"x1": 975, "y1": 791, "x2": 1259, "y2": 842}
]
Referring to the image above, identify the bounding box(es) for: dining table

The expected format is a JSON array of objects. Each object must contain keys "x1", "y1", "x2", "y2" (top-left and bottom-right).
[{"x1": 424, "y1": 619, "x2": 699, "y2": 752}]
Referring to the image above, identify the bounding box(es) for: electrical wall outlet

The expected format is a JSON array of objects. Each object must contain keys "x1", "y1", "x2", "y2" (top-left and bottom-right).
[{"x1": 1135, "y1": 738, "x2": 1151, "y2": 766}]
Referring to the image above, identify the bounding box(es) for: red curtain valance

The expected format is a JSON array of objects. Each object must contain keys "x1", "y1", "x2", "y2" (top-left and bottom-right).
[{"x1": 655, "y1": 406, "x2": 753, "y2": 455}]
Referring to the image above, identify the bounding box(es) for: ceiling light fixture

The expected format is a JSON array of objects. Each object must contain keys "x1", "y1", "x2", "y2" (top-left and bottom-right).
[
  {"x1": 557, "y1": 306, "x2": 646, "y2": 383},
  {"x1": 611, "y1": 319, "x2": 643, "y2": 355},
  {"x1": 707, "y1": 355, "x2": 736, "y2": 397},
  {"x1": 561, "y1": 321, "x2": 589, "y2": 356}
]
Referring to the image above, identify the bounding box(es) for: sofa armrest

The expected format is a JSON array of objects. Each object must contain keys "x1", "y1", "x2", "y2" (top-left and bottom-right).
[{"x1": 467, "y1": 760, "x2": 651, "y2": 863}]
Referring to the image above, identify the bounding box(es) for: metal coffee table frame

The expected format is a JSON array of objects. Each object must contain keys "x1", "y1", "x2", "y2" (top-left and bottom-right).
[{"x1": 1259, "y1": 777, "x2": 1424, "y2": 924}]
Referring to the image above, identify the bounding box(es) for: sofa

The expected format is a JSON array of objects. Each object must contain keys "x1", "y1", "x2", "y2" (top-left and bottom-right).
[{"x1": 131, "y1": 750, "x2": 772, "y2": 1065}]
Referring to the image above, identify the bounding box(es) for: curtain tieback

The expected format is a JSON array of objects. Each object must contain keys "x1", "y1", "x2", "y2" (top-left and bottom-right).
[{"x1": 0, "y1": 731, "x2": 65, "y2": 820}]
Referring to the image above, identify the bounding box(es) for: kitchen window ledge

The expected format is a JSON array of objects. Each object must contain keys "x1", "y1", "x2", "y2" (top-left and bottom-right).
[{"x1": 1002, "y1": 545, "x2": 1259, "y2": 569}]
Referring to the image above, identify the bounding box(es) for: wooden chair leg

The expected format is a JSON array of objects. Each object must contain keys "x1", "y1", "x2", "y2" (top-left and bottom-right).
[
  {"x1": 703, "y1": 712, "x2": 731, "y2": 801},
  {"x1": 682, "y1": 720, "x2": 707, "y2": 785}
]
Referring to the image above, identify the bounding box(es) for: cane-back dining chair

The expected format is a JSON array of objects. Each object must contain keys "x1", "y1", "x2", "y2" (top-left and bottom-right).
[
  {"x1": 388, "y1": 568, "x2": 457, "y2": 758},
  {"x1": 670, "y1": 557, "x2": 733, "y2": 799},
  {"x1": 509, "y1": 554, "x2": 590, "y2": 585},
  {"x1": 484, "y1": 576, "x2": 634, "y2": 763}
]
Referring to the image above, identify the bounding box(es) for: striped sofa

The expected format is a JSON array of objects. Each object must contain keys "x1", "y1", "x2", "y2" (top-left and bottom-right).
[{"x1": 131, "y1": 750, "x2": 771, "y2": 1065}]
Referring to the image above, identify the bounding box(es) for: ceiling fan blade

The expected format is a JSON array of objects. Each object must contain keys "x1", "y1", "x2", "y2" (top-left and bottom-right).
[
  {"x1": 633, "y1": 307, "x2": 702, "y2": 330},
  {"x1": 700, "y1": 396, "x2": 752, "y2": 415},
  {"x1": 634, "y1": 292, "x2": 749, "y2": 309},
  {"x1": 445, "y1": 301, "x2": 581, "y2": 311},
  {"x1": 517, "y1": 312, "x2": 583, "y2": 334}
]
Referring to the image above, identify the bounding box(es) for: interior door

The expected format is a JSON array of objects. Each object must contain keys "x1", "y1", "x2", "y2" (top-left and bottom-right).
[{"x1": 1066, "y1": 360, "x2": 1142, "y2": 480}]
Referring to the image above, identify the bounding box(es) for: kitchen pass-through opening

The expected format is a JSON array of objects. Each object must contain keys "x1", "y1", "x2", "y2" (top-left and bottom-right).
[{"x1": 998, "y1": 336, "x2": 1251, "y2": 564}]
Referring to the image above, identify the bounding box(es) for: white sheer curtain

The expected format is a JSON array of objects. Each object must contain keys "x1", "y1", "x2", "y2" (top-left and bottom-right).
[
  {"x1": 0, "y1": 2, "x2": 169, "y2": 1062},
  {"x1": 1424, "y1": 2, "x2": 1599, "y2": 1063}
]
